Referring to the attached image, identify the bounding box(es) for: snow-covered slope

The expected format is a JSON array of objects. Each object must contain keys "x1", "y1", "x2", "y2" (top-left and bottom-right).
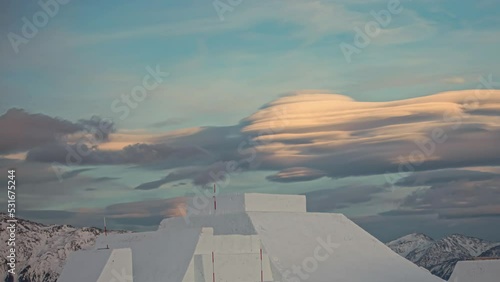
[
  {"x1": 387, "y1": 233, "x2": 500, "y2": 280},
  {"x1": 0, "y1": 214, "x2": 125, "y2": 282},
  {"x1": 387, "y1": 233, "x2": 435, "y2": 261},
  {"x1": 480, "y1": 245, "x2": 500, "y2": 258},
  {"x1": 247, "y1": 212, "x2": 444, "y2": 282}
]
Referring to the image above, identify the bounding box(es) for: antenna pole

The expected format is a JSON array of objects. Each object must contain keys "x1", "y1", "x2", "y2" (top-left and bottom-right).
[
  {"x1": 212, "y1": 251, "x2": 215, "y2": 282},
  {"x1": 260, "y1": 248, "x2": 263, "y2": 282},
  {"x1": 104, "y1": 217, "x2": 109, "y2": 249},
  {"x1": 104, "y1": 217, "x2": 107, "y2": 236},
  {"x1": 213, "y1": 183, "x2": 217, "y2": 211}
]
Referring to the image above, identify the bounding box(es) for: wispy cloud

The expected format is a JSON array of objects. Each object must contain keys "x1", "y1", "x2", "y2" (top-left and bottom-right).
[
  {"x1": 442, "y1": 77, "x2": 467, "y2": 84},
  {"x1": 150, "y1": 117, "x2": 188, "y2": 128},
  {"x1": 389, "y1": 169, "x2": 500, "y2": 219},
  {"x1": 65, "y1": 0, "x2": 405, "y2": 46}
]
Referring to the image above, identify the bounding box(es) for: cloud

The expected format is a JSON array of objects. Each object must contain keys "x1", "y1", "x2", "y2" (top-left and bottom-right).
[
  {"x1": 395, "y1": 169, "x2": 498, "y2": 186},
  {"x1": 134, "y1": 179, "x2": 171, "y2": 190},
  {"x1": 26, "y1": 142, "x2": 211, "y2": 167},
  {"x1": 388, "y1": 169, "x2": 500, "y2": 219},
  {"x1": 105, "y1": 197, "x2": 187, "y2": 220},
  {"x1": 442, "y1": 77, "x2": 466, "y2": 84},
  {"x1": 68, "y1": 0, "x2": 369, "y2": 45},
  {"x1": 372, "y1": 10, "x2": 438, "y2": 46},
  {"x1": 150, "y1": 117, "x2": 188, "y2": 128},
  {"x1": 5, "y1": 90, "x2": 500, "y2": 239},
  {"x1": 0, "y1": 158, "x2": 85, "y2": 186},
  {"x1": 17, "y1": 197, "x2": 188, "y2": 230},
  {"x1": 241, "y1": 90, "x2": 500, "y2": 179},
  {"x1": 77, "y1": 115, "x2": 116, "y2": 141},
  {"x1": 266, "y1": 167, "x2": 326, "y2": 182},
  {"x1": 0, "y1": 108, "x2": 82, "y2": 154},
  {"x1": 17, "y1": 90, "x2": 500, "y2": 188},
  {"x1": 305, "y1": 185, "x2": 386, "y2": 212},
  {"x1": 354, "y1": 213, "x2": 500, "y2": 243},
  {"x1": 25, "y1": 124, "x2": 241, "y2": 169},
  {"x1": 135, "y1": 161, "x2": 241, "y2": 189},
  {"x1": 0, "y1": 108, "x2": 115, "y2": 155}
]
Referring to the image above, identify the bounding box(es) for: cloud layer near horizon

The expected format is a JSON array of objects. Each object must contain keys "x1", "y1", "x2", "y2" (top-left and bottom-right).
[{"x1": 2, "y1": 89, "x2": 500, "y2": 187}]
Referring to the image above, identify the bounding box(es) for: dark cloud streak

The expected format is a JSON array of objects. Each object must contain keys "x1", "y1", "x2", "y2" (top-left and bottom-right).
[{"x1": 0, "y1": 108, "x2": 115, "y2": 155}]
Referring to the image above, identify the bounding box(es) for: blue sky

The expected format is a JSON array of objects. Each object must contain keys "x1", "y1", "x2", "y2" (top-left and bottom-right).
[{"x1": 1, "y1": 0, "x2": 500, "y2": 241}]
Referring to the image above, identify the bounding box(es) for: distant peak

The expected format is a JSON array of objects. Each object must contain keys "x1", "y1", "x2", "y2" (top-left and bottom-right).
[
  {"x1": 400, "y1": 233, "x2": 434, "y2": 241},
  {"x1": 442, "y1": 233, "x2": 480, "y2": 240}
]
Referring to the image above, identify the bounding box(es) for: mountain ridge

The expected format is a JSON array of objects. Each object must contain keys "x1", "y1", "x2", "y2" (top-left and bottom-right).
[
  {"x1": 2, "y1": 214, "x2": 499, "y2": 282},
  {"x1": 0, "y1": 213, "x2": 127, "y2": 282},
  {"x1": 387, "y1": 232, "x2": 500, "y2": 280}
]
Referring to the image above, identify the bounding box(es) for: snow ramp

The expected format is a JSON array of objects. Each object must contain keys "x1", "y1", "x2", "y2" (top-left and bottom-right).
[
  {"x1": 248, "y1": 211, "x2": 444, "y2": 282},
  {"x1": 58, "y1": 193, "x2": 445, "y2": 282},
  {"x1": 448, "y1": 259, "x2": 500, "y2": 282},
  {"x1": 58, "y1": 226, "x2": 202, "y2": 282}
]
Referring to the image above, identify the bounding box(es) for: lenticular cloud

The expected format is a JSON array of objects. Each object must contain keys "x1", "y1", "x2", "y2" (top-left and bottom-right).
[{"x1": 240, "y1": 90, "x2": 500, "y2": 181}]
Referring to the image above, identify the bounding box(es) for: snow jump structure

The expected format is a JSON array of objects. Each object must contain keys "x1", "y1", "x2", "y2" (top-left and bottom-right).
[
  {"x1": 448, "y1": 259, "x2": 500, "y2": 282},
  {"x1": 58, "y1": 193, "x2": 444, "y2": 282}
]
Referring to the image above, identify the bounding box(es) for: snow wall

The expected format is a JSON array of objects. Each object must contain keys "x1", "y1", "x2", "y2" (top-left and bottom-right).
[{"x1": 58, "y1": 193, "x2": 445, "y2": 282}]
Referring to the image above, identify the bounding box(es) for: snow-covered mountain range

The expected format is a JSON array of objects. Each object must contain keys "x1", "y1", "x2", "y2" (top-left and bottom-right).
[
  {"x1": 387, "y1": 233, "x2": 500, "y2": 280},
  {"x1": 2, "y1": 214, "x2": 499, "y2": 282},
  {"x1": 0, "y1": 214, "x2": 126, "y2": 282}
]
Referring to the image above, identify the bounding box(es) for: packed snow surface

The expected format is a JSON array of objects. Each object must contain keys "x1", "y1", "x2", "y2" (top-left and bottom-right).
[
  {"x1": 448, "y1": 260, "x2": 500, "y2": 282},
  {"x1": 58, "y1": 193, "x2": 444, "y2": 282}
]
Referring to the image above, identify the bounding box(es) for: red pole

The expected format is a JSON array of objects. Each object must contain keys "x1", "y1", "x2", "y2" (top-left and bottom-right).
[
  {"x1": 212, "y1": 251, "x2": 215, "y2": 282},
  {"x1": 260, "y1": 248, "x2": 263, "y2": 282},
  {"x1": 213, "y1": 183, "x2": 217, "y2": 211},
  {"x1": 104, "y1": 217, "x2": 109, "y2": 249}
]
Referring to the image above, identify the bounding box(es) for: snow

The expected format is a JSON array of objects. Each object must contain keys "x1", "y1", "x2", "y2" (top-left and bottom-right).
[
  {"x1": 448, "y1": 260, "x2": 500, "y2": 282},
  {"x1": 93, "y1": 225, "x2": 202, "y2": 282},
  {"x1": 183, "y1": 193, "x2": 306, "y2": 216},
  {"x1": 387, "y1": 233, "x2": 435, "y2": 258},
  {"x1": 249, "y1": 212, "x2": 443, "y2": 282},
  {"x1": 181, "y1": 228, "x2": 274, "y2": 282},
  {"x1": 0, "y1": 213, "x2": 120, "y2": 282},
  {"x1": 58, "y1": 193, "x2": 444, "y2": 282},
  {"x1": 243, "y1": 193, "x2": 306, "y2": 212},
  {"x1": 58, "y1": 248, "x2": 133, "y2": 282},
  {"x1": 97, "y1": 248, "x2": 133, "y2": 282},
  {"x1": 57, "y1": 249, "x2": 111, "y2": 282},
  {"x1": 438, "y1": 234, "x2": 497, "y2": 257}
]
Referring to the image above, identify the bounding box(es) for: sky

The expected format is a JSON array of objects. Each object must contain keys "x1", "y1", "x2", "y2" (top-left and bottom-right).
[{"x1": 1, "y1": 0, "x2": 500, "y2": 242}]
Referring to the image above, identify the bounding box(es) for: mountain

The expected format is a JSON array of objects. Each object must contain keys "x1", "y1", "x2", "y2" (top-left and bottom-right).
[
  {"x1": 0, "y1": 214, "x2": 126, "y2": 282},
  {"x1": 480, "y1": 245, "x2": 500, "y2": 257},
  {"x1": 386, "y1": 233, "x2": 435, "y2": 261},
  {"x1": 2, "y1": 214, "x2": 499, "y2": 282},
  {"x1": 387, "y1": 233, "x2": 500, "y2": 280}
]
